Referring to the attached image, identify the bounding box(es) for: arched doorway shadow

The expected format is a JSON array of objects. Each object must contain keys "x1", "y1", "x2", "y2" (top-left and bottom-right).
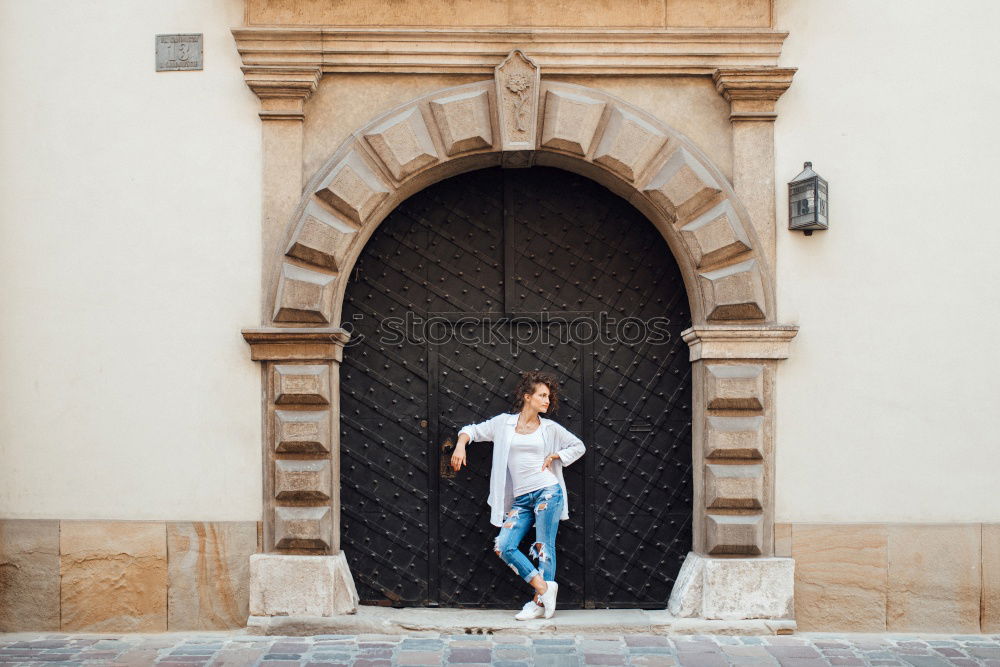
[{"x1": 340, "y1": 166, "x2": 693, "y2": 608}]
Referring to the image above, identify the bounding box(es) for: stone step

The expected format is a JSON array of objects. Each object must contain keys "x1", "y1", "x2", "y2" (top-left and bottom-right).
[{"x1": 247, "y1": 607, "x2": 796, "y2": 637}]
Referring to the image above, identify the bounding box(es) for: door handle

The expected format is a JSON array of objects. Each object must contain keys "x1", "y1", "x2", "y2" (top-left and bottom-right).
[{"x1": 440, "y1": 438, "x2": 456, "y2": 479}]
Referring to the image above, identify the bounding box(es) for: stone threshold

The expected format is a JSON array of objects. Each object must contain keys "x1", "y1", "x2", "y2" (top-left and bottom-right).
[{"x1": 247, "y1": 607, "x2": 796, "y2": 637}]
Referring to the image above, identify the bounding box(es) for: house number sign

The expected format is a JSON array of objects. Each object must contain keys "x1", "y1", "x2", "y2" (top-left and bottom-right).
[{"x1": 156, "y1": 34, "x2": 203, "y2": 71}]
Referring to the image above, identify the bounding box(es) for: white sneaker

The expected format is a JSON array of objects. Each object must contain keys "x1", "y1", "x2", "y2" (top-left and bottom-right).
[
  {"x1": 538, "y1": 580, "x2": 559, "y2": 619},
  {"x1": 514, "y1": 599, "x2": 544, "y2": 620}
]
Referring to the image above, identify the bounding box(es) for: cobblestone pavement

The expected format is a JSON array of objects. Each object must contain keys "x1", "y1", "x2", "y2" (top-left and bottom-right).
[{"x1": 1, "y1": 632, "x2": 999, "y2": 666}]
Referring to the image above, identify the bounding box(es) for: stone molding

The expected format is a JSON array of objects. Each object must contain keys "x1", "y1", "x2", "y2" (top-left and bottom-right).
[
  {"x1": 232, "y1": 26, "x2": 788, "y2": 76},
  {"x1": 241, "y1": 65, "x2": 322, "y2": 120},
  {"x1": 713, "y1": 67, "x2": 796, "y2": 120},
  {"x1": 682, "y1": 325, "x2": 799, "y2": 361},
  {"x1": 242, "y1": 327, "x2": 350, "y2": 362}
]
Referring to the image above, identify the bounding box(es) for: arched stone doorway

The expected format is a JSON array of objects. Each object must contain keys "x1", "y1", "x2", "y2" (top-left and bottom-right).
[
  {"x1": 241, "y1": 53, "x2": 799, "y2": 621},
  {"x1": 340, "y1": 166, "x2": 693, "y2": 608}
]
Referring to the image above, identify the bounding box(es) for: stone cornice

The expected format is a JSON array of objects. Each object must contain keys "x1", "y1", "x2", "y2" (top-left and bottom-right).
[
  {"x1": 682, "y1": 325, "x2": 798, "y2": 361},
  {"x1": 242, "y1": 327, "x2": 350, "y2": 362},
  {"x1": 240, "y1": 65, "x2": 322, "y2": 119},
  {"x1": 713, "y1": 67, "x2": 796, "y2": 120},
  {"x1": 241, "y1": 65, "x2": 321, "y2": 98},
  {"x1": 232, "y1": 26, "x2": 788, "y2": 76}
]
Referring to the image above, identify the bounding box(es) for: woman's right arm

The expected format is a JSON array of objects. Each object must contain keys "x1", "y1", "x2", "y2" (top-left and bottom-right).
[
  {"x1": 451, "y1": 432, "x2": 471, "y2": 471},
  {"x1": 451, "y1": 416, "x2": 496, "y2": 471}
]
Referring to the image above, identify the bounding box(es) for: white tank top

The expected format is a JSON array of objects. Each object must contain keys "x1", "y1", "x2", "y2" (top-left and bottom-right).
[{"x1": 507, "y1": 428, "x2": 559, "y2": 497}]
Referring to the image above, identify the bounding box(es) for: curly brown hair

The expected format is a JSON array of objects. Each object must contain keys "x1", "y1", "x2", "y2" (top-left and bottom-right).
[{"x1": 512, "y1": 370, "x2": 559, "y2": 414}]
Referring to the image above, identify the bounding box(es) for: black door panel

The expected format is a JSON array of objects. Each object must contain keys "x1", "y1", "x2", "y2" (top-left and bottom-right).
[{"x1": 341, "y1": 167, "x2": 691, "y2": 608}]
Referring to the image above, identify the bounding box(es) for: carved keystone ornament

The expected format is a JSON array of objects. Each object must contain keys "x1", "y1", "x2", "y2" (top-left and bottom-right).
[{"x1": 495, "y1": 50, "x2": 540, "y2": 165}]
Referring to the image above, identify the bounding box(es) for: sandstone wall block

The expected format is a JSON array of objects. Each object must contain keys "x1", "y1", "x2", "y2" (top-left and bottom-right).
[
  {"x1": 793, "y1": 524, "x2": 888, "y2": 632},
  {"x1": 59, "y1": 521, "x2": 167, "y2": 632},
  {"x1": 667, "y1": 0, "x2": 772, "y2": 27},
  {"x1": 773, "y1": 523, "x2": 791, "y2": 558},
  {"x1": 983, "y1": 524, "x2": 1000, "y2": 632},
  {"x1": 167, "y1": 522, "x2": 258, "y2": 630},
  {"x1": 887, "y1": 524, "x2": 981, "y2": 633},
  {"x1": 0, "y1": 520, "x2": 60, "y2": 631}
]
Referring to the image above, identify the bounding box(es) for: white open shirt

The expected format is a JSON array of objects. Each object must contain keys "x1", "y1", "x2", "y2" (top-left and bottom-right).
[{"x1": 458, "y1": 413, "x2": 587, "y2": 527}]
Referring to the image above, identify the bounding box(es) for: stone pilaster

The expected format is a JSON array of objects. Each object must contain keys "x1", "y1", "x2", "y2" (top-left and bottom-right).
[
  {"x1": 670, "y1": 325, "x2": 797, "y2": 621},
  {"x1": 713, "y1": 68, "x2": 795, "y2": 275},
  {"x1": 683, "y1": 325, "x2": 797, "y2": 557},
  {"x1": 242, "y1": 328, "x2": 349, "y2": 554},
  {"x1": 240, "y1": 65, "x2": 322, "y2": 321},
  {"x1": 242, "y1": 328, "x2": 359, "y2": 618}
]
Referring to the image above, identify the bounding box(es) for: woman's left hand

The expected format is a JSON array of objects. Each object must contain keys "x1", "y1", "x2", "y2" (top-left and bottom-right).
[{"x1": 541, "y1": 454, "x2": 558, "y2": 471}]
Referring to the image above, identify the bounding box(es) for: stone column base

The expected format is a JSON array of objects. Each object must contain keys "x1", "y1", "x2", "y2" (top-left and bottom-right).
[
  {"x1": 667, "y1": 552, "x2": 794, "y2": 620},
  {"x1": 249, "y1": 553, "x2": 359, "y2": 618}
]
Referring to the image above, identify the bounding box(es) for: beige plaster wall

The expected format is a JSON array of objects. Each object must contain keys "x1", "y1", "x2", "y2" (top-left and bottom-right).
[
  {"x1": 0, "y1": 0, "x2": 263, "y2": 520},
  {"x1": 773, "y1": 0, "x2": 1000, "y2": 522}
]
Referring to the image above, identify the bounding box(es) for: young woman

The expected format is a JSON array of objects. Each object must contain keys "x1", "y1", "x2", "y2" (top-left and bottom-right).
[{"x1": 450, "y1": 370, "x2": 586, "y2": 620}]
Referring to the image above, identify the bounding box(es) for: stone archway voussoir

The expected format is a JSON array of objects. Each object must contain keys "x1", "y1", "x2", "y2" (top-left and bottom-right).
[{"x1": 270, "y1": 72, "x2": 775, "y2": 330}]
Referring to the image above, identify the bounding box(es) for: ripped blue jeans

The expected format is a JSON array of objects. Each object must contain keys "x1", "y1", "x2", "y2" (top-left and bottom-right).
[{"x1": 493, "y1": 484, "x2": 564, "y2": 583}]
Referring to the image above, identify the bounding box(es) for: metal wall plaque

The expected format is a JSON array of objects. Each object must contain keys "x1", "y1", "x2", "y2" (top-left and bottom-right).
[{"x1": 156, "y1": 34, "x2": 203, "y2": 71}]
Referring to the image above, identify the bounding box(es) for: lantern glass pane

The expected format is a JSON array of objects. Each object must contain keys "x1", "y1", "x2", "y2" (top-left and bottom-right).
[
  {"x1": 816, "y1": 190, "x2": 828, "y2": 225},
  {"x1": 789, "y1": 180, "x2": 817, "y2": 226}
]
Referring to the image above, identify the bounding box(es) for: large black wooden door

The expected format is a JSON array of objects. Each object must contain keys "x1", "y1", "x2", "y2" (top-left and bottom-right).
[{"x1": 341, "y1": 167, "x2": 692, "y2": 608}]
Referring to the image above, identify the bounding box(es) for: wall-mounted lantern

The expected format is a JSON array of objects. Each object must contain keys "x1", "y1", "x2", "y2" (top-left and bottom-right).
[{"x1": 788, "y1": 162, "x2": 828, "y2": 236}]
